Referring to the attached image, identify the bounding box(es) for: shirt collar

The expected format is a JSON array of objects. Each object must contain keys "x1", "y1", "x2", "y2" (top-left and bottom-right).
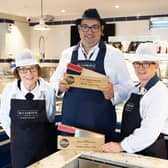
[
  {"x1": 79, "y1": 42, "x2": 99, "y2": 56},
  {"x1": 144, "y1": 75, "x2": 159, "y2": 91},
  {"x1": 139, "y1": 87, "x2": 147, "y2": 95},
  {"x1": 21, "y1": 80, "x2": 39, "y2": 96},
  {"x1": 138, "y1": 75, "x2": 159, "y2": 95}
]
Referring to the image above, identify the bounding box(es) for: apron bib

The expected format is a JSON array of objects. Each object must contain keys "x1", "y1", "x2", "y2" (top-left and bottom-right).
[
  {"x1": 10, "y1": 99, "x2": 57, "y2": 168},
  {"x1": 121, "y1": 76, "x2": 167, "y2": 159},
  {"x1": 62, "y1": 41, "x2": 117, "y2": 142}
]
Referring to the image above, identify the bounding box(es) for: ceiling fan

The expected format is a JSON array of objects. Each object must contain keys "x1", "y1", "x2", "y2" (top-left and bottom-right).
[{"x1": 34, "y1": 0, "x2": 51, "y2": 31}]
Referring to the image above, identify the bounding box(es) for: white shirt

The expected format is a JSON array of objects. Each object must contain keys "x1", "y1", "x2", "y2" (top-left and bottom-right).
[
  {"x1": 50, "y1": 42, "x2": 133, "y2": 105},
  {"x1": 0, "y1": 78, "x2": 56, "y2": 138},
  {"x1": 121, "y1": 81, "x2": 168, "y2": 153}
]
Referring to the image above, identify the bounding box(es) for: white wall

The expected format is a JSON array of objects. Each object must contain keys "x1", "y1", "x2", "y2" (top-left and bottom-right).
[
  {"x1": 5, "y1": 21, "x2": 30, "y2": 58},
  {"x1": 0, "y1": 23, "x2": 6, "y2": 58},
  {"x1": 116, "y1": 20, "x2": 150, "y2": 36},
  {"x1": 1, "y1": 19, "x2": 167, "y2": 59},
  {"x1": 29, "y1": 20, "x2": 168, "y2": 59},
  {"x1": 109, "y1": 20, "x2": 166, "y2": 42},
  {"x1": 150, "y1": 28, "x2": 168, "y2": 40},
  {"x1": 30, "y1": 25, "x2": 71, "y2": 59},
  {"x1": 0, "y1": 21, "x2": 30, "y2": 58}
]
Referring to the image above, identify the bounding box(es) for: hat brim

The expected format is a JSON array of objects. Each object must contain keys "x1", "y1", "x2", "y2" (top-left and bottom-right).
[
  {"x1": 16, "y1": 60, "x2": 39, "y2": 68},
  {"x1": 75, "y1": 18, "x2": 105, "y2": 25},
  {"x1": 130, "y1": 54, "x2": 159, "y2": 63}
]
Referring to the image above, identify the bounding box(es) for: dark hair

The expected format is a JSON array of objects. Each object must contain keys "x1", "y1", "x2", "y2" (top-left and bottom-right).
[{"x1": 13, "y1": 64, "x2": 41, "y2": 79}]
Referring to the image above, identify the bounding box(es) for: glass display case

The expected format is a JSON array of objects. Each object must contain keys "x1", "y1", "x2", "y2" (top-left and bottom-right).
[{"x1": 0, "y1": 59, "x2": 14, "y2": 94}]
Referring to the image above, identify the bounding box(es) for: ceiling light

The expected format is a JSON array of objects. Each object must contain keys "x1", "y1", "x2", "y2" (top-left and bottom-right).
[
  {"x1": 34, "y1": 0, "x2": 50, "y2": 31},
  {"x1": 61, "y1": 9, "x2": 66, "y2": 13},
  {"x1": 150, "y1": 17, "x2": 168, "y2": 29},
  {"x1": 115, "y1": 5, "x2": 120, "y2": 9}
]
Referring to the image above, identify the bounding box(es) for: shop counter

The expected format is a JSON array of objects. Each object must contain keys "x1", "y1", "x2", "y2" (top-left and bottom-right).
[{"x1": 27, "y1": 150, "x2": 168, "y2": 168}]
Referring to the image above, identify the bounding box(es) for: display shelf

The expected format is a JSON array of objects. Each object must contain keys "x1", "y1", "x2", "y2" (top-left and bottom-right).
[{"x1": 109, "y1": 36, "x2": 168, "y2": 55}]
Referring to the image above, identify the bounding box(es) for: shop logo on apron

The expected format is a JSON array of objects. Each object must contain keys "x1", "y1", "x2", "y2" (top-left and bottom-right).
[
  {"x1": 125, "y1": 102, "x2": 135, "y2": 112},
  {"x1": 17, "y1": 110, "x2": 38, "y2": 120}
]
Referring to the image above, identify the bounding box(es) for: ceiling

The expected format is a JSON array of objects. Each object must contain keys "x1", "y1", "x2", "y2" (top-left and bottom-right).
[{"x1": 0, "y1": 0, "x2": 168, "y2": 21}]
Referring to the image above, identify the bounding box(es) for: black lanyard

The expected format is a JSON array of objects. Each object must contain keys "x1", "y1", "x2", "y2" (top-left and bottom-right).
[{"x1": 82, "y1": 50, "x2": 95, "y2": 60}]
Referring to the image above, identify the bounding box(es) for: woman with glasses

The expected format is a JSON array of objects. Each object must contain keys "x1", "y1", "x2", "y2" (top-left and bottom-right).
[
  {"x1": 100, "y1": 43, "x2": 168, "y2": 159},
  {"x1": 0, "y1": 49, "x2": 57, "y2": 168},
  {"x1": 50, "y1": 8, "x2": 133, "y2": 142}
]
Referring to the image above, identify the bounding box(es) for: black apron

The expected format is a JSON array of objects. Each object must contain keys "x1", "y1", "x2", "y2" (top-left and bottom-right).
[
  {"x1": 121, "y1": 75, "x2": 167, "y2": 159},
  {"x1": 10, "y1": 91, "x2": 57, "y2": 168},
  {"x1": 62, "y1": 41, "x2": 117, "y2": 142}
]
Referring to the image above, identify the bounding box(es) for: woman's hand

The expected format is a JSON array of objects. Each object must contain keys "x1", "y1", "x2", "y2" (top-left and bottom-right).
[{"x1": 99, "y1": 141, "x2": 123, "y2": 153}]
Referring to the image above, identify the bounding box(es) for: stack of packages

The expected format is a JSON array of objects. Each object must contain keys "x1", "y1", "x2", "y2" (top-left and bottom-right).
[{"x1": 57, "y1": 64, "x2": 107, "y2": 151}]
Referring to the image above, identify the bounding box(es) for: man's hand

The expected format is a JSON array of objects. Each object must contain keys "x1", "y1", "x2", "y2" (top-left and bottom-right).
[
  {"x1": 101, "y1": 82, "x2": 114, "y2": 100},
  {"x1": 59, "y1": 79, "x2": 70, "y2": 93}
]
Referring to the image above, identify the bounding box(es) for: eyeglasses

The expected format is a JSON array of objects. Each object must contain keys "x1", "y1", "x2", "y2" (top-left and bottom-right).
[
  {"x1": 133, "y1": 62, "x2": 156, "y2": 69},
  {"x1": 18, "y1": 65, "x2": 37, "y2": 74},
  {"x1": 80, "y1": 24, "x2": 100, "y2": 33}
]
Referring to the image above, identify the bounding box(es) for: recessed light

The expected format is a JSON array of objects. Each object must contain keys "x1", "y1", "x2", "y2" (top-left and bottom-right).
[
  {"x1": 61, "y1": 9, "x2": 66, "y2": 13},
  {"x1": 115, "y1": 5, "x2": 120, "y2": 9}
]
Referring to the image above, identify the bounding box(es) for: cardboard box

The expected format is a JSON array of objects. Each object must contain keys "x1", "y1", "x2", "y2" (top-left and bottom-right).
[{"x1": 57, "y1": 124, "x2": 105, "y2": 151}]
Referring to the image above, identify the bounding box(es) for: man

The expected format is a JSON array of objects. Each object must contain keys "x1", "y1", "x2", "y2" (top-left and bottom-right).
[
  {"x1": 50, "y1": 8, "x2": 133, "y2": 142},
  {"x1": 100, "y1": 43, "x2": 168, "y2": 159}
]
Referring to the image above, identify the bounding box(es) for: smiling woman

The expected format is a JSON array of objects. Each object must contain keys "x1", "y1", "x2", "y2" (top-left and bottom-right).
[
  {"x1": 13, "y1": 51, "x2": 41, "y2": 91},
  {"x1": 131, "y1": 43, "x2": 159, "y2": 86},
  {"x1": 100, "y1": 43, "x2": 168, "y2": 159},
  {"x1": 17, "y1": 65, "x2": 39, "y2": 91},
  {"x1": 0, "y1": 49, "x2": 57, "y2": 168}
]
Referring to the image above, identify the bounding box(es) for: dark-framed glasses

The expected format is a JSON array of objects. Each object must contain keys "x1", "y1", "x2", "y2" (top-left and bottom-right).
[
  {"x1": 18, "y1": 65, "x2": 37, "y2": 74},
  {"x1": 133, "y1": 62, "x2": 156, "y2": 69},
  {"x1": 80, "y1": 24, "x2": 100, "y2": 33}
]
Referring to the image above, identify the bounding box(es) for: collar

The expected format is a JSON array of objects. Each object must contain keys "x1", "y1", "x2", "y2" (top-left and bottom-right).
[
  {"x1": 79, "y1": 42, "x2": 99, "y2": 56},
  {"x1": 21, "y1": 80, "x2": 40, "y2": 96},
  {"x1": 138, "y1": 75, "x2": 159, "y2": 95},
  {"x1": 144, "y1": 75, "x2": 159, "y2": 91},
  {"x1": 139, "y1": 87, "x2": 147, "y2": 95}
]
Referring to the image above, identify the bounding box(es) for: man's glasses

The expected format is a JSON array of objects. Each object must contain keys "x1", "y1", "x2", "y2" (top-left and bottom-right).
[
  {"x1": 80, "y1": 24, "x2": 100, "y2": 33},
  {"x1": 133, "y1": 62, "x2": 156, "y2": 69},
  {"x1": 18, "y1": 65, "x2": 37, "y2": 74}
]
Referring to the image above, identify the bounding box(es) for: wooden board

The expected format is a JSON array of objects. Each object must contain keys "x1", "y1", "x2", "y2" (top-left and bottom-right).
[
  {"x1": 67, "y1": 63, "x2": 107, "y2": 78},
  {"x1": 57, "y1": 135, "x2": 104, "y2": 151},
  {"x1": 57, "y1": 124, "x2": 105, "y2": 151},
  {"x1": 64, "y1": 73, "x2": 109, "y2": 90}
]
